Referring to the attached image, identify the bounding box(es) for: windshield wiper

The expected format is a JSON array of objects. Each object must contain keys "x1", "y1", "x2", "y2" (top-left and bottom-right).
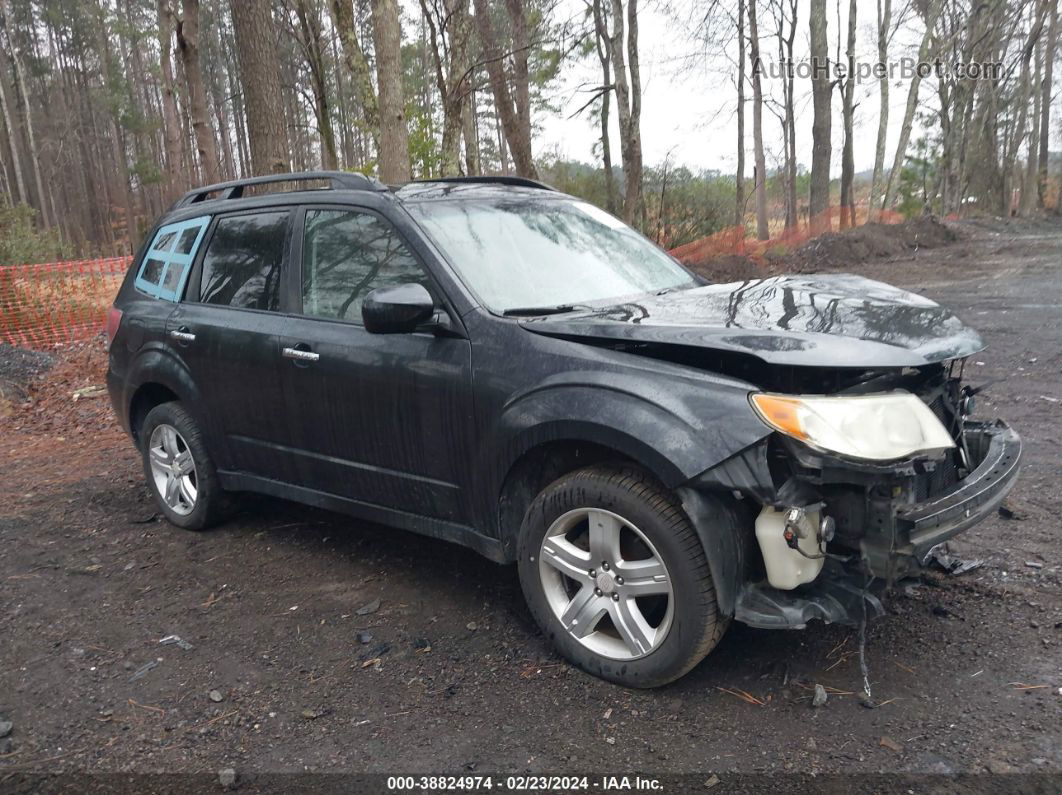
[{"x1": 501, "y1": 304, "x2": 591, "y2": 317}]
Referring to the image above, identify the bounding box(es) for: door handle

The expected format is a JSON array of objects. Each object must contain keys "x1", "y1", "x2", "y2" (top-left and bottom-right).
[
  {"x1": 282, "y1": 346, "x2": 320, "y2": 362},
  {"x1": 169, "y1": 327, "x2": 196, "y2": 342}
]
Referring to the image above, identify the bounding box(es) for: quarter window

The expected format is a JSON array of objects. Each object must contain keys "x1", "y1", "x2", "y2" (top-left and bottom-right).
[
  {"x1": 301, "y1": 209, "x2": 427, "y2": 322},
  {"x1": 134, "y1": 216, "x2": 210, "y2": 301},
  {"x1": 200, "y1": 211, "x2": 289, "y2": 311}
]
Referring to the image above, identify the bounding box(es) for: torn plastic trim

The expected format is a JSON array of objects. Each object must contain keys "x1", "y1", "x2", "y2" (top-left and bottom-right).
[
  {"x1": 686, "y1": 438, "x2": 777, "y2": 503},
  {"x1": 734, "y1": 560, "x2": 886, "y2": 630},
  {"x1": 677, "y1": 486, "x2": 747, "y2": 618}
]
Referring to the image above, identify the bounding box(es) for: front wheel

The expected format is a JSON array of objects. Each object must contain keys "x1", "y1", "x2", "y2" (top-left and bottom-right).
[{"x1": 517, "y1": 465, "x2": 728, "y2": 687}]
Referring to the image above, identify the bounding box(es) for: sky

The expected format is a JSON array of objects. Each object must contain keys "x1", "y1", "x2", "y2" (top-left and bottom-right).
[{"x1": 534, "y1": 0, "x2": 1056, "y2": 178}]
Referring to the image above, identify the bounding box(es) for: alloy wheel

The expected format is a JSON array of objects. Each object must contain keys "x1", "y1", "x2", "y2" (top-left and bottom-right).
[
  {"x1": 148, "y1": 423, "x2": 198, "y2": 516},
  {"x1": 538, "y1": 508, "x2": 674, "y2": 660}
]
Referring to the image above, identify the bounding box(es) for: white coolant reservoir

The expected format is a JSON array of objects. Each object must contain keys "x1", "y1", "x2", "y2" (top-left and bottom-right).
[{"x1": 755, "y1": 506, "x2": 826, "y2": 590}]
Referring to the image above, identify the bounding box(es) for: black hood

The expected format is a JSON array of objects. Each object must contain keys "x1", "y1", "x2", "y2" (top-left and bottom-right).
[{"x1": 519, "y1": 274, "x2": 984, "y2": 368}]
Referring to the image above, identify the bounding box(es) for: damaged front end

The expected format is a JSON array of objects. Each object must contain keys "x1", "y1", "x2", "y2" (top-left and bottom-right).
[{"x1": 689, "y1": 362, "x2": 1022, "y2": 630}]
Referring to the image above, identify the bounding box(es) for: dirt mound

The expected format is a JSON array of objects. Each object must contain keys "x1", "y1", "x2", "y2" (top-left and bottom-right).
[
  {"x1": 1, "y1": 337, "x2": 111, "y2": 434},
  {"x1": 785, "y1": 216, "x2": 958, "y2": 271},
  {"x1": 0, "y1": 344, "x2": 54, "y2": 414},
  {"x1": 684, "y1": 217, "x2": 960, "y2": 282}
]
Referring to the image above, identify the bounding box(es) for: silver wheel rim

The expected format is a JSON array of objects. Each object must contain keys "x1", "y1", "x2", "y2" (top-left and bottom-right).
[
  {"x1": 538, "y1": 508, "x2": 674, "y2": 661},
  {"x1": 148, "y1": 424, "x2": 198, "y2": 516}
]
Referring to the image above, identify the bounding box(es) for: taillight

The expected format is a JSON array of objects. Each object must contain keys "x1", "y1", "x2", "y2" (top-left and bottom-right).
[{"x1": 105, "y1": 305, "x2": 123, "y2": 345}]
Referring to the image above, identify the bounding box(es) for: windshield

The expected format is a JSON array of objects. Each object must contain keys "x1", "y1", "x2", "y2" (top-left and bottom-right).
[{"x1": 406, "y1": 198, "x2": 696, "y2": 313}]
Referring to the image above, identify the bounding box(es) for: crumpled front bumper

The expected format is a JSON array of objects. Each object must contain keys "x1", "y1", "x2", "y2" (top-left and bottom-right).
[
  {"x1": 897, "y1": 419, "x2": 1021, "y2": 564},
  {"x1": 729, "y1": 419, "x2": 1021, "y2": 630}
]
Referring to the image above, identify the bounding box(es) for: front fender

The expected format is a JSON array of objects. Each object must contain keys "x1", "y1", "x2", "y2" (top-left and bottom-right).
[{"x1": 490, "y1": 371, "x2": 771, "y2": 489}]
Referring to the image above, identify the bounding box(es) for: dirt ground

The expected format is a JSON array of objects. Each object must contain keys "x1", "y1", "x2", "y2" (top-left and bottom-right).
[{"x1": 1, "y1": 217, "x2": 1060, "y2": 788}]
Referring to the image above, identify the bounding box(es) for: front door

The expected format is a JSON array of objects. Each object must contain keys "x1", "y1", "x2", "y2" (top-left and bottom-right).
[{"x1": 277, "y1": 206, "x2": 475, "y2": 522}]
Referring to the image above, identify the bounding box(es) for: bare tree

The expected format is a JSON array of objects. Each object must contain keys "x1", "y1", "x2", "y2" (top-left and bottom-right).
[
  {"x1": 808, "y1": 0, "x2": 831, "y2": 232},
  {"x1": 608, "y1": 0, "x2": 643, "y2": 224},
  {"x1": 331, "y1": 0, "x2": 381, "y2": 155},
  {"x1": 420, "y1": 0, "x2": 473, "y2": 175},
  {"x1": 231, "y1": 0, "x2": 288, "y2": 174},
  {"x1": 735, "y1": 0, "x2": 745, "y2": 228},
  {"x1": 592, "y1": 0, "x2": 617, "y2": 213},
  {"x1": 371, "y1": 0, "x2": 411, "y2": 181},
  {"x1": 291, "y1": 0, "x2": 339, "y2": 170},
  {"x1": 1001, "y1": 1, "x2": 1047, "y2": 215},
  {"x1": 839, "y1": 0, "x2": 856, "y2": 228},
  {"x1": 1039, "y1": 0, "x2": 1058, "y2": 206},
  {"x1": 1, "y1": 0, "x2": 49, "y2": 225},
  {"x1": 0, "y1": 46, "x2": 25, "y2": 205},
  {"x1": 748, "y1": 0, "x2": 769, "y2": 240},
  {"x1": 473, "y1": 0, "x2": 538, "y2": 178},
  {"x1": 867, "y1": 0, "x2": 891, "y2": 221},
  {"x1": 771, "y1": 0, "x2": 798, "y2": 230},
  {"x1": 881, "y1": 0, "x2": 941, "y2": 215},
  {"x1": 173, "y1": 0, "x2": 222, "y2": 183}
]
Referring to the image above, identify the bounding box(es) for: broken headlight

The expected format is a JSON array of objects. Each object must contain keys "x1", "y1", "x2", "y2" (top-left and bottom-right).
[{"x1": 750, "y1": 391, "x2": 956, "y2": 462}]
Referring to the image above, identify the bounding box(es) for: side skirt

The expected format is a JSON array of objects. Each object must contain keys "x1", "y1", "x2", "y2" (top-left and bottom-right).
[{"x1": 218, "y1": 471, "x2": 508, "y2": 564}]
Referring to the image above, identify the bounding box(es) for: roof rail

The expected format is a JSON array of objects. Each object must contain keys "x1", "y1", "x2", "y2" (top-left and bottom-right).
[
  {"x1": 412, "y1": 176, "x2": 555, "y2": 192},
  {"x1": 175, "y1": 171, "x2": 385, "y2": 208}
]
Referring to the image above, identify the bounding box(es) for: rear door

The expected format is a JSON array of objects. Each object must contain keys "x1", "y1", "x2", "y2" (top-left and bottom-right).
[
  {"x1": 276, "y1": 204, "x2": 475, "y2": 522},
  {"x1": 169, "y1": 207, "x2": 298, "y2": 481}
]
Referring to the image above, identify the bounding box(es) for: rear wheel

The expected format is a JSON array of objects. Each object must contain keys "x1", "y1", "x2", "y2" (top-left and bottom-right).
[
  {"x1": 518, "y1": 465, "x2": 728, "y2": 687},
  {"x1": 140, "y1": 402, "x2": 227, "y2": 530}
]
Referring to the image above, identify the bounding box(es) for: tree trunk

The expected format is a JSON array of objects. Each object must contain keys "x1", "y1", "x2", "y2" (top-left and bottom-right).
[
  {"x1": 0, "y1": 49, "x2": 26, "y2": 205},
  {"x1": 370, "y1": 0, "x2": 411, "y2": 182},
  {"x1": 734, "y1": 0, "x2": 745, "y2": 229},
  {"x1": 776, "y1": 0, "x2": 798, "y2": 230},
  {"x1": 294, "y1": 0, "x2": 338, "y2": 170},
  {"x1": 1022, "y1": 36, "x2": 1042, "y2": 216},
  {"x1": 331, "y1": 0, "x2": 380, "y2": 155},
  {"x1": 174, "y1": 0, "x2": 221, "y2": 183},
  {"x1": 230, "y1": 0, "x2": 288, "y2": 174},
  {"x1": 463, "y1": 89, "x2": 480, "y2": 175},
  {"x1": 867, "y1": 0, "x2": 890, "y2": 221},
  {"x1": 93, "y1": 1, "x2": 136, "y2": 250},
  {"x1": 592, "y1": 0, "x2": 617, "y2": 213},
  {"x1": 420, "y1": 0, "x2": 472, "y2": 175},
  {"x1": 839, "y1": 0, "x2": 856, "y2": 228},
  {"x1": 881, "y1": 0, "x2": 941, "y2": 215},
  {"x1": 1, "y1": 0, "x2": 49, "y2": 225},
  {"x1": 1039, "y1": 0, "x2": 1058, "y2": 207},
  {"x1": 808, "y1": 0, "x2": 831, "y2": 232},
  {"x1": 748, "y1": 0, "x2": 768, "y2": 240},
  {"x1": 609, "y1": 0, "x2": 643, "y2": 225},
  {"x1": 472, "y1": 0, "x2": 538, "y2": 178}
]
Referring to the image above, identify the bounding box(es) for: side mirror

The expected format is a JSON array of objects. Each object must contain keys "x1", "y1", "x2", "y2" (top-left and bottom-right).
[{"x1": 362, "y1": 282, "x2": 436, "y2": 334}]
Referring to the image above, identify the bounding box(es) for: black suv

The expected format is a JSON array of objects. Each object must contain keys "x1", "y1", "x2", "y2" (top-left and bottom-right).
[{"x1": 107, "y1": 171, "x2": 1021, "y2": 687}]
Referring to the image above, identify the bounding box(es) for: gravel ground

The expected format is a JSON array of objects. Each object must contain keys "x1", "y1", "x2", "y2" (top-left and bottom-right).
[{"x1": 0, "y1": 218, "x2": 1059, "y2": 791}]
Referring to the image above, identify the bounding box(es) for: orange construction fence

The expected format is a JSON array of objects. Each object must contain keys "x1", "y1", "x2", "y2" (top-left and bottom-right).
[{"x1": 0, "y1": 256, "x2": 131, "y2": 348}]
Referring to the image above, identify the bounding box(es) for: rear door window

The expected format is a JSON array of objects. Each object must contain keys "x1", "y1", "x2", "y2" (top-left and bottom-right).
[
  {"x1": 134, "y1": 216, "x2": 210, "y2": 301},
  {"x1": 199, "y1": 210, "x2": 289, "y2": 311}
]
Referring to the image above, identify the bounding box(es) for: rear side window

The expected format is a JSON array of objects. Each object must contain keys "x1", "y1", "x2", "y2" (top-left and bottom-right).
[
  {"x1": 199, "y1": 211, "x2": 288, "y2": 311},
  {"x1": 301, "y1": 209, "x2": 427, "y2": 322},
  {"x1": 135, "y1": 216, "x2": 210, "y2": 301}
]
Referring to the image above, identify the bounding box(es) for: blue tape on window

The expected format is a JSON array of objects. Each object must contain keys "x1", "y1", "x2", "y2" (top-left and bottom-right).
[{"x1": 135, "y1": 216, "x2": 210, "y2": 301}]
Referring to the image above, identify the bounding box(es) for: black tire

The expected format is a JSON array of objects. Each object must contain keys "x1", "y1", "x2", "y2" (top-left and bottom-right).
[
  {"x1": 140, "y1": 402, "x2": 227, "y2": 531},
  {"x1": 517, "y1": 465, "x2": 730, "y2": 688}
]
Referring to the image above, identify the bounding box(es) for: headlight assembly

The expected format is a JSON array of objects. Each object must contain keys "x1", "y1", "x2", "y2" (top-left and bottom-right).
[{"x1": 750, "y1": 391, "x2": 956, "y2": 461}]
